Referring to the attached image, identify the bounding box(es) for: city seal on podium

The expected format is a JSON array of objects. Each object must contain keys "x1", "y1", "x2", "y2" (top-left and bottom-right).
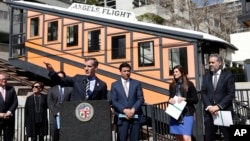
[{"x1": 75, "y1": 102, "x2": 94, "y2": 122}]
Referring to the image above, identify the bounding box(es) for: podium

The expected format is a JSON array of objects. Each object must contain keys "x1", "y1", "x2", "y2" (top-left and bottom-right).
[{"x1": 60, "y1": 100, "x2": 112, "y2": 141}]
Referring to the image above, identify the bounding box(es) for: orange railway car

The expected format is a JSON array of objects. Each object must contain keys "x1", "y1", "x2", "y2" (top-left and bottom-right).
[{"x1": 5, "y1": 1, "x2": 237, "y2": 104}]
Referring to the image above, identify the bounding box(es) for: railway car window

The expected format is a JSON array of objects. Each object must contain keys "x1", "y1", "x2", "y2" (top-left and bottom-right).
[
  {"x1": 112, "y1": 35, "x2": 126, "y2": 59},
  {"x1": 169, "y1": 47, "x2": 188, "y2": 75},
  {"x1": 138, "y1": 41, "x2": 155, "y2": 67},
  {"x1": 88, "y1": 30, "x2": 100, "y2": 52},
  {"x1": 48, "y1": 21, "x2": 58, "y2": 41},
  {"x1": 30, "y1": 17, "x2": 39, "y2": 37},
  {"x1": 67, "y1": 25, "x2": 78, "y2": 47}
]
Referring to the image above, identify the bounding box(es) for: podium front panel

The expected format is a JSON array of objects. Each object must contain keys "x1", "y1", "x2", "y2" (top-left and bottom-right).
[{"x1": 60, "y1": 100, "x2": 112, "y2": 141}]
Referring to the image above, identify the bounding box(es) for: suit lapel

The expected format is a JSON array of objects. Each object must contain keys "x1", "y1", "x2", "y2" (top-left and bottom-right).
[
  {"x1": 118, "y1": 79, "x2": 128, "y2": 98},
  {"x1": 0, "y1": 90, "x2": 5, "y2": 102},
  {"x1": 64, "y1": 86, "x2": 71, "y2": 100},
  {"x1": 92, "y1": 77, "x2": 101, "y2": 98},
  {"x1": 216, "y1": 71, "x2": 224, "y2": 90},
  {"x1": 128, "y1": 79, "x2": 136, "y2": 99},
  {"x1": 63, "y1": 87, "x2": 68, "y2": 101},
  {"x1": 209, "y1": 72, "x2": 214, "y2": 90},
  {"x1": 92, "y1": 78, "x2": 97, "y2": 95},
  {"x1": 80, "y1": 76, "x2": 88, "y2": 99},
  {"x1": 56, "y1": 86, "x2": 61, "y2": 101}
]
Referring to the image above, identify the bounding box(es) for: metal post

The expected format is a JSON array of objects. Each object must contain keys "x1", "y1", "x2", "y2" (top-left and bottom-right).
[
  {"x1": 193, "y1": 92, "x2": 205, "y2": 141},
  {"x1": 8, "y1": 5, "x2": 13, "y2": 58},
  {"x1": 150, "y1": 105, "x2": 157, "y2": 141}
]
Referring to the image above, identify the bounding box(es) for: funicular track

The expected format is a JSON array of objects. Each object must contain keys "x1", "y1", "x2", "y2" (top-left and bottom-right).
[{"x1": 0, "y1": 58, "x2": 52, "y2": 95}]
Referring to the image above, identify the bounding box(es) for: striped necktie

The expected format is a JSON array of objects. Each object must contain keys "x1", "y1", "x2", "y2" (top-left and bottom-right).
[{"x1": 85, "y1": 79, "x2": 90, "y2": 99}]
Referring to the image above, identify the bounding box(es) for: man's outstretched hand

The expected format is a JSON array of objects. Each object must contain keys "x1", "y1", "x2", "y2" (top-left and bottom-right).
[{"x1": 43, "y1": 61, "x2": 55, "y2": 72}]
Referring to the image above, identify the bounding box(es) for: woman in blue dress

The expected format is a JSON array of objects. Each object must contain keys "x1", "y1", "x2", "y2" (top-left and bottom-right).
[{"x1": 168, "y1": 65, "x2": 198, "y2": 141}]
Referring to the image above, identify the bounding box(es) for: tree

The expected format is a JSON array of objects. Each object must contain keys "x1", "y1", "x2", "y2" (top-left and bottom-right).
[
  {"x1": 72, "y1": 0, "x2": 100, "y2": 5},
  {"x1": 137, "y1": 13, "x2": 165, "y2": 24},
  {"x1": 136, "y1": 0, "x2": 241, "y2": 42},
  {"x1": 86, "y1": 0, "x2": 100, "y2": 5}
]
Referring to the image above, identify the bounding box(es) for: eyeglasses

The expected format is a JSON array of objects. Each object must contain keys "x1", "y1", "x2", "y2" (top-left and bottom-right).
[{"x1": 32, "y1": 85, "x2": 40, "y2": 88}]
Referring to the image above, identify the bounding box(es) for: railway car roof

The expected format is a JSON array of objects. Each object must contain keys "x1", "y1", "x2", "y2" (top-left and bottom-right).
[{"x1": 8, "y1": 0, "x2": 238, "y2": 51}]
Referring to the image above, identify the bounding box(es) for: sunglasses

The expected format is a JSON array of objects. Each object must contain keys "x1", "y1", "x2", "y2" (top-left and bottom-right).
[{"x1": 32, "y1": 85, "x2": 40, "y2": 88}]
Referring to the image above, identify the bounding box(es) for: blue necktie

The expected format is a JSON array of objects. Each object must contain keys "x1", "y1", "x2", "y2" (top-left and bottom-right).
[{"x1": 59, "y1": 86, "x2": 64, "y2": 102}]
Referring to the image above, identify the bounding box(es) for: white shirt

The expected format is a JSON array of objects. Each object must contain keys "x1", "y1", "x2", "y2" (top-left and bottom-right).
[
  {"x1": 88, "y1": 77, "x2": 96, "y2": 93},
  {"x1": 213, "y1": 69, "x2": 221, "y2": 83},
  {"x1": 0, "y1": 87, "x2": 5, "y2": 99},
  {"x1": 205, "y1": 69, "x2": 222, "y2": 111},
  {"x1": 121, "y1": 78, "x2": 130, "y2": 89}
]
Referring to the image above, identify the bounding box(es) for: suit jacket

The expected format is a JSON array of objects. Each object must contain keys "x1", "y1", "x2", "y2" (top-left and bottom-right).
[
  {"x1": 0, "y1": 85, "x2": 18, "y2": 124},
  {"x1": 201, "y1": 70, "x2": 235, "y2": 116},
  {"x1": 0, "y1": 86, "x2": 18, "y2": 114},
  {"x1": 169, "y1": 81, "x2": 198, "y2": 116},
  {"x1": 49, "y1": 72, "x2": 107, "y2": 101},
  {"x1": 110, "y1": 78, "x2": 145, "y2": 125},
  {"x1": 47, "y1": 85, "x2": 73, "y2": 124}
]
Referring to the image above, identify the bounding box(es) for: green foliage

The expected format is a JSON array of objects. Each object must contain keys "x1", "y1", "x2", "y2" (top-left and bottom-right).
[
  {"x1": 244, "y1": 59, "x2": 250, "y2": 64},
  {"x1": 225, "y1": 67, "x2": 244, "y2": 73},
  {"x1": 137, "y1": 13, "x2": 165, "y2": 25},
  {"x1": 224, "y1": 67, "x2": 246, "y2": 82},
  {"x1": 86, "y1": 0, "x2": 100, "y2": 5}
]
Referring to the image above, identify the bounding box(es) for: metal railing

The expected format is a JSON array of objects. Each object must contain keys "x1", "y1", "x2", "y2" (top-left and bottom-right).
[
  {"x1": 142, "y1": 102, "x2": 175, "y2": 141},
  {"x1": 233, "y1": 89, "x2": 250, "y2": 124},
  {"x1": 4, "y1": 108, "x2": 51, "y2": 141},
  {"x1": 1, "y1": 88, "x2": 250, "y2": 141}
]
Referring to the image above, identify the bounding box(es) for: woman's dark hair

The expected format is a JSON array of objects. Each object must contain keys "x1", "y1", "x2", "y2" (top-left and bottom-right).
[
  {"x1": 170, "y1": 65, "x2": 189, "y2": 92},
  {"x1": 32, "y1": 81, "x2": 44, "y2": 89}
]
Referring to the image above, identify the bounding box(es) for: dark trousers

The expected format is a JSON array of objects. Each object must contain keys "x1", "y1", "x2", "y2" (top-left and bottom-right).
[
  {"x1": 31, "y1": 123, "x2": 44, "y2": 141},
  {"x1": 117, "y1": 120, "x2": 141, "y2": 141},
  {"x1": 50, "y1": 123, "x2": 59, "y2": 141},
  {"x1": 0, "y1": 120, "x2": 15, "y2": 141},
  {"x1": 204, "y1": 116, "x2": 231, "y2": 141}
]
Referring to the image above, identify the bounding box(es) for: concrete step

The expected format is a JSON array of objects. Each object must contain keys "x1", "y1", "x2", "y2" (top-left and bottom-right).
[
  {"x1": 7, "y1": 80, "x2": 26, "y2": 86},
  {"x1": 0, "y1": 68, "x2": 7, "y2": 71},
  {"x1": 14, "y1": 86, "x2": 32, "y2": 96}
]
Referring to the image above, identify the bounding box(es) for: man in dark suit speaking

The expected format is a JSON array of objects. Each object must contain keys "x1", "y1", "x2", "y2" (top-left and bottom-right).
[
  {"x1": 44, "y1": 58, "x2": 107, "y2": 101},
  {"x1": 110, "y1": 62, "x2": 145, "y2": 141},
  {"x1": 201, "y1": 54, "x2": 235, "y2": 141}
]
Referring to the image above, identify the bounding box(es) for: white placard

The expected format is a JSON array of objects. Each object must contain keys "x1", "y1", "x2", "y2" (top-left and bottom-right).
[
  {"x1": 213, "y1": 111, "x2": 233, "y2": 127},
  {"x1": 165, "y1": 96, "x2": 187, "y2": 120}
]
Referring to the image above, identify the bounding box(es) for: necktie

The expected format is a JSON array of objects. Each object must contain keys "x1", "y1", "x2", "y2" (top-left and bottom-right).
[
  {"x1": 213, "y1": 73, "x2": 218, "y2": 90},
  {"x1": 0, "y1": 88, "x2": 5, "y2": 101},
  {"x1": 59, "y1": 86, "x2": 64, "y2": 102},
  {"x1": 86, "y1": 79, "x2": 90, "y2": 99},
  {"x1": 123, "y1": 81, "x2": 128, "y2": 97}
]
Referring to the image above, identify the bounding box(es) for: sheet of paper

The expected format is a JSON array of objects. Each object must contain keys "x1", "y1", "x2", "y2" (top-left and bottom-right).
[
  {"x1": 212, "y1": 111, "x2": 233, "y2": 127},
  {"x1": 56, "y1": 116, "x2": 60, "y2": 129},
  {"x1": 165, "y1": 96, "x2": 187, "y2": 120}
]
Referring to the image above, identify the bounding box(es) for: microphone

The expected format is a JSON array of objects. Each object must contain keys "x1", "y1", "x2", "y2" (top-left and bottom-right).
[{"x1": 82, "y1": 79, "x2": 87, "y2": 84}]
